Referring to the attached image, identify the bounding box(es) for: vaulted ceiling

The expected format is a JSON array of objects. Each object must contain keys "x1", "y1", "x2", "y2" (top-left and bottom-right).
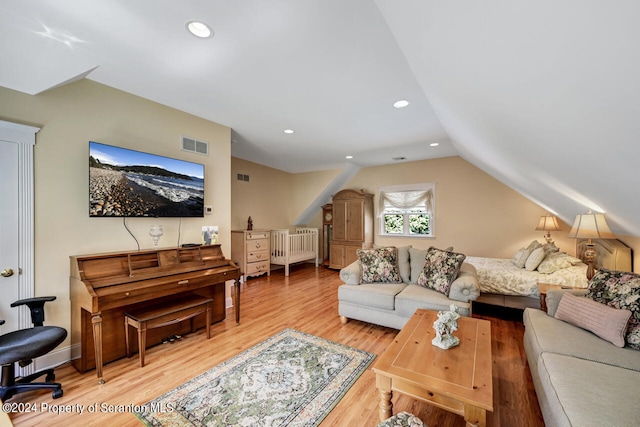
[{"x1": 1, "y1": 1, "x2": 638, "y2": 236}]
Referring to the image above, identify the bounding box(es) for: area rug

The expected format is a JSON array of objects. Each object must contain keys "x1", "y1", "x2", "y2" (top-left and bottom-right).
[{"x1": 134, "y1": 328, "x2": 375, "y2": 426}]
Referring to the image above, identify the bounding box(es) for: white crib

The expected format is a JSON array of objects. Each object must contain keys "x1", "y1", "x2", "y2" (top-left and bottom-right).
[{"x1": 270, "y1": 228, "x2": 319, "y2": 276}]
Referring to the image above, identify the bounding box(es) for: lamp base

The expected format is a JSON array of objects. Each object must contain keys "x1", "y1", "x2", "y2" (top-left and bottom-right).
[{"x1": 584, "y1": 241, "x2": 596, "y2": 280}]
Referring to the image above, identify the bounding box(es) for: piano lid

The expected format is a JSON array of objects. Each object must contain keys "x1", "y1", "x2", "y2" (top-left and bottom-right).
[{"x1": 71, "y1": 245, "x2": 234, "y2": 288}]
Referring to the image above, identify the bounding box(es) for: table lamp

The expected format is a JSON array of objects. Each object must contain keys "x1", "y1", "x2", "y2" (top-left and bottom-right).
[
  {"x1": 535, "y1": 215, "x2": 561, "y2": 243},
  {"x1": 567, "y1": 211, "x2": 615, "y2": 280}
]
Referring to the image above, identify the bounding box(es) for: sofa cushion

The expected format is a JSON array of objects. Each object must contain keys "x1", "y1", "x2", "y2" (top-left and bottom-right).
[
  {"x1": 409, "y1": 248, "x2": 427, "y2": 284},
  {"x1": 396, "y1": 285, "x2": 471, "y2": 317},
  {"x1": 357, "y1": 247, "x2": 402, "y2": 284},
  {"x1": 416, "y1": 247, "x2": 466, "y2": 296},
  {"x1": 338, "y1": 283, "x2": 407, "y2": 310},
  {"x1": 586, "y1": 268, "x2": 640, "y2": 350},
  {"x1": 536, "y1": 352, "x2": 640, "y2": 427},
  {"x1": 523, "y1": 307, "x2": 640, "y2": 372},
  {"x1": 555, "y1": 292, "x2": 631, "y2": 347}
]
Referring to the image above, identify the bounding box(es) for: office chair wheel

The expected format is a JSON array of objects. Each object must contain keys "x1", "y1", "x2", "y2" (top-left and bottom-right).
[
  {"x1": 46, "y1": 372, "x2": 55, "y2": 382},
  {"x1": 52, "y1": 389, "x2": 63, "y2": 399}
]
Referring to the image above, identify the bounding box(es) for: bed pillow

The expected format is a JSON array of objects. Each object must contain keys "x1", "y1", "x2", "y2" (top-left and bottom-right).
[
  {"x1": 416, "y1": 247, "x2": 466, "y2": 296},
  {"x1": 357, "y1": 247, "x2": 402, "y2": 284},
  {"x1": 525, "y1": 247, "x2": 546, "y2": 271},
  {"x1": 537, "y1": 252, "x2": 574, "y2": 274},
  {"x1": 512, "y1": 248, "x2": 526, "y2": 267},
  {"x1": 512, "y1": 240, "x2": 542, "y2": 268},
  {"x1": 555, "y1": 292, "x2": 631, "y2": 347},
  {"x1": 586, "y1": 269, "x2": 640, "y2": 350}
]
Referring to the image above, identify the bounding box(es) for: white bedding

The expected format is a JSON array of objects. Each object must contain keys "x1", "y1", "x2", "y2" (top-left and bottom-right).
[{"x1": 466, "y1": 256, "x2": 589, "y2": 297}]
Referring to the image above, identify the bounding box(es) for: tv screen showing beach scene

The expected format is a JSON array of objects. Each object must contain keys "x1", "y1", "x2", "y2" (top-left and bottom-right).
[{"x1": 89, "y1": 141, "x2": 205, "y2": 217}]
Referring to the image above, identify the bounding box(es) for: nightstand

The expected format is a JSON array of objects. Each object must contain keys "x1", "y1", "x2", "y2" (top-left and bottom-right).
[{"x1": 537, "y1": 283, "x2": 579, "y2": 312}]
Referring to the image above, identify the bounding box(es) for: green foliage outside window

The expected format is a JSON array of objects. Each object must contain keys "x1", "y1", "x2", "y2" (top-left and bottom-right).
[
  {"x1": 383, "y1": 214, "x2": 404, "y2": 234},
  {"x1": 383, "y1": 213, "x2": 431, "y2": 235},
  {"x1": 409, "y1": 214, "x2": 430, "y2": 234}
]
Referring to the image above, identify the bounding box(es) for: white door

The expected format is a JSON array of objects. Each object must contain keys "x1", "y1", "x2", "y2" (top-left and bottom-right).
[
  {"x1": 0, "y1": 120, "x2": 38, "y2": 336},
  {"x1": 0, "y1": 140, "x2": 20, "y2": 332}
]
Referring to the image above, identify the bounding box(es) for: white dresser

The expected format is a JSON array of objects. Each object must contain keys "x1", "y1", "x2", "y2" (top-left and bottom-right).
[{"x1": 231, "y1": 230, "x2": 271, "y2": 279}]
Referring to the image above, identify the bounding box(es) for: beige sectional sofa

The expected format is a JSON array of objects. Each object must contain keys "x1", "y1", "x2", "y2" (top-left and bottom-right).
[
  {"x1": 523, "y1": 289, "x2": 640, "y2": 427},
  {"x1": 338, "y1": 246, "x2": 480, "y2": 330}
]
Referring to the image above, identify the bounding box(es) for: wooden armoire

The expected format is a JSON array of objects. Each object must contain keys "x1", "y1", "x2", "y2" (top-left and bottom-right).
[{"x1": 328, "y1": 189, "x2": 374, "y2": 269}]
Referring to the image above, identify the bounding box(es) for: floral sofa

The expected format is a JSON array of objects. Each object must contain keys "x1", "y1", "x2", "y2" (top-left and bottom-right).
[
  {"x1": 523, "y1": 268, "x2": 640, "y2": 426},
  {"x1": 338, "y1": 246, "x2": 480, "y2": 330}
]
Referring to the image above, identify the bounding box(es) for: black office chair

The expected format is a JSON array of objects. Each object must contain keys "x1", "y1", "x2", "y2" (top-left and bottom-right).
[{"x1": 0, "y1": 296, "x2": 67, "y2": 400}]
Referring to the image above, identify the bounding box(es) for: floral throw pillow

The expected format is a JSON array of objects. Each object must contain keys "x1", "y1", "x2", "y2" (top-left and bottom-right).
[
  {"x1": 357, "y1": 247, "x2": 402, "y2": 284},
  {"x1": 416, "y1": 247, "x2": 466, "y2": 296},
  {"x1": 585, "y1": 269, "x2": 640, "y2": 350}
]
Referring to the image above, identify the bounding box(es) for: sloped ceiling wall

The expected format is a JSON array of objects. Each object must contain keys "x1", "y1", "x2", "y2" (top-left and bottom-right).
[{"x1": 376, "y1": 1, "x2": 640, "y2": 237}]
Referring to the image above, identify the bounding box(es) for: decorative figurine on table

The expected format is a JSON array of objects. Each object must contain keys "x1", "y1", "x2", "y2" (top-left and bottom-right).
[
  {"x1": 247, "y1": 216, "x2": 253, "y2": 231},
  {"x1": 432, "y1": 304, "x2": 461, "y2": 349}
]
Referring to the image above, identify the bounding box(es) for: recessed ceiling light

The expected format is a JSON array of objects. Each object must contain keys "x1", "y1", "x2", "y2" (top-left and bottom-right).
[
  {"x1": 345, "y1": 155, "x2": 353, "y2": 159},
  {"x1": 430, "y1": 142, "x2": 440, "y2": 147},
  {"x1": 393, "y1": 100, "x2": 410, "y2": 109},
  {"x1": 186, "y1": 21, "x2": 213, "y2": 38},
  {"x1": 283, "y1": 129, "x2": 294, "y2": 134}
]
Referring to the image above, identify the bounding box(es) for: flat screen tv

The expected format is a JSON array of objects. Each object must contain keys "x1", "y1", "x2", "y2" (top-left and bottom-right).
[{"x1": 89, "y1": 141, "x2": 205, "y2": 217}]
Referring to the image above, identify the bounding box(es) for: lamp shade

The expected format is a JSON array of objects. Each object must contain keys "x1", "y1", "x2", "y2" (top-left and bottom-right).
[
  {"x1": 567, "y1": 211, "x2": 616, "y2": 239},
  {"x1": 535, "y1": 215, "x2": 561, "y2": 232}
]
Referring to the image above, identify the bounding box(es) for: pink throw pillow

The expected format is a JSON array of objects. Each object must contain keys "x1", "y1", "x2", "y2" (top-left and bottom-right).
[{"x1": 555, "y1": 292, "x2": 631, "y2": 347}]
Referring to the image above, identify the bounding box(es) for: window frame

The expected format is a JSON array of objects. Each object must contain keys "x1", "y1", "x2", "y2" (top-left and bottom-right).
[{"x1": 378, "y1": 183, "x2": 436, "y2": 238}]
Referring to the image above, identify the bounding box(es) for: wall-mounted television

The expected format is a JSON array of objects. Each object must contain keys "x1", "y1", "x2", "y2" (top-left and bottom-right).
[{"x1": 89, "y1": 141, "x2": 205, "y2": 217}]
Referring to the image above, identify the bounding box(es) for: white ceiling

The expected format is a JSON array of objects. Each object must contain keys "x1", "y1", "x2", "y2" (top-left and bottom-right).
[{"x1": 2, "y1": 1, "x2": 639, "y2": 236}]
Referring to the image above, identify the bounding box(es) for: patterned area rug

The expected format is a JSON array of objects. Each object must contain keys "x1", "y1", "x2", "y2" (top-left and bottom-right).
[{"x1": 135, "y1": 328, "x2": 375, "y2": 426}]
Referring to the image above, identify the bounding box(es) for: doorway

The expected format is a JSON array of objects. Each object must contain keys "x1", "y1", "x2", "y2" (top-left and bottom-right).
[{"x1": 0, "y1": 120, "x2": 39, "y2": 334}]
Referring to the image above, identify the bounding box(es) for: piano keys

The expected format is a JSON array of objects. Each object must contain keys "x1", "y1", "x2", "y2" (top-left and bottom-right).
[{"x1": 70, "y1": 245, "x2": 240, "y2": 383}]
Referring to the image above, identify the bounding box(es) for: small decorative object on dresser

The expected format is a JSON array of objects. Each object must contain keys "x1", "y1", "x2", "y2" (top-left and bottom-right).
[
  {"x1": 247, "y1": 216, "x2": 253, "y2": 231},
  {"x1": 432, "y1": 304, "x2": 461, "y2": 349}
]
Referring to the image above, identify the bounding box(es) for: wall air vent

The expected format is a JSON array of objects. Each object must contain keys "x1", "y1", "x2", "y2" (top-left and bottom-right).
[
  {"x1": 237, "y1": 173, "x2": 250, "y2": 182},
  {"x1": 181, "y1": 135, "x2": 209, "y2": 155}
]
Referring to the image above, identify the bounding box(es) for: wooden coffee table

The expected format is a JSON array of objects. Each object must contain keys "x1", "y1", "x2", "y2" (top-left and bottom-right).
[{"x1": 373, "y1": 309, "x2": 493, "y2": 427}]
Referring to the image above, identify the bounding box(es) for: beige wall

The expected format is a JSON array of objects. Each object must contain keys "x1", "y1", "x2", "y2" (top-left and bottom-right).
[
  {"x1": 341, "y1": 157, "x2": 572, "y2": 258},
  {"x1": 231, "y1": 158, "x2": 291, "y2": 230},
  {"x1": 231, "y1": 155, "x2": 586, "y2": 260},
  {"x1": 231, "y1": 157, "x2": 340, "y2": 230},
  {"x1": 0, "y1": 81, "x2": 232, "y2": 339}
]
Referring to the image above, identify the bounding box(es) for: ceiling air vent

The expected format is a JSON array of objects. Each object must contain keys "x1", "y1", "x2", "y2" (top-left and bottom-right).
[
  {"x1": 392, "y1": 156, "x2": 407, "y2": 161},
  {"x1": 181, "y1": 136, "x2": 209, "y2": 155}
]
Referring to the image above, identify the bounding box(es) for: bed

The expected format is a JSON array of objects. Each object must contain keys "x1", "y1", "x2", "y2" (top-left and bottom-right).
[
  {"x1": 466, "y1": 238, "x2": 633, "y2": 309},
  {"x1": 270, "y1": 228, "x2": 319, "y2": 276}
]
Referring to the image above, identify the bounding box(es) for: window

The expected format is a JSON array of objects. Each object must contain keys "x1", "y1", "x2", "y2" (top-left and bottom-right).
[{"x1": 378, "y1": 183, "x2": 435, "y2": 237}]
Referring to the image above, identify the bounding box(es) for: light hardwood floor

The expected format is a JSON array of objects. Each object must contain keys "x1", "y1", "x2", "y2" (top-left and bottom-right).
[{"x1": 6, "y1": 264, "x2": 544, "y2": 427}]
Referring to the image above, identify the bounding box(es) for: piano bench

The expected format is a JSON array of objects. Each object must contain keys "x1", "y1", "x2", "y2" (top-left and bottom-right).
[{"x1": 124, "y1": 295, "x2": 212, "y2": 367}]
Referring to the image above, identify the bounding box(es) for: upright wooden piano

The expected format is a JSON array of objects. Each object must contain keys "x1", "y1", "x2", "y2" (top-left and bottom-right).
[{"x1": 70, "y1": 245, "x2": 240, "y2": 383}]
